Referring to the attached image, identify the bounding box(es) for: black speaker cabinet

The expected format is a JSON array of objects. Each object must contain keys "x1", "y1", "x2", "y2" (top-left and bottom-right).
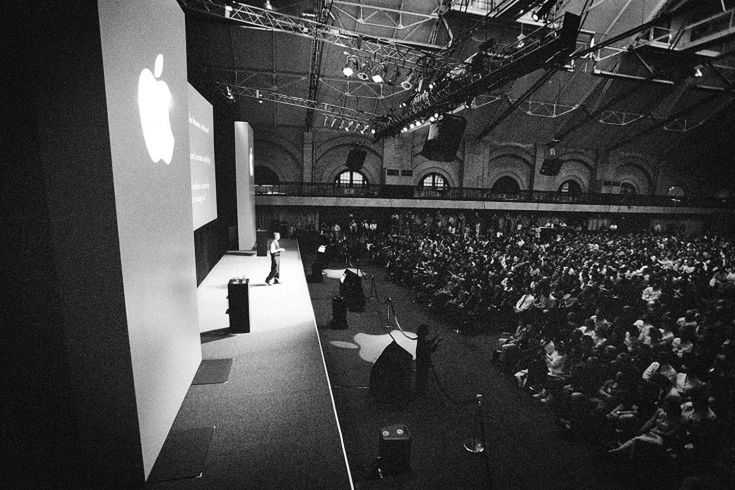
[
  {"x1": 370, "y1": 341, "x2": 413, "y2": 399},
  {"x1": 539, "y1": 157, "x2": 562, "y2": 176},
  {"x1": 227, "y1": 278, "x2": 250, "y2": 333},
  {"x1": 378, "y1": 424, "x2": 411, "y2": 474},
  {"x1": 420, "y1": 115, "x2": 467, "y2": 162},
  {"x1": 330, "y1": 295, "x2": 348, "y2": 329},
  {"x1": 310, "y1": 261, "x2": 323, "y2": 283},
  {"x1": 256, "y1": 229, "x2": 269, "y2": 256},
  {"x1": 340, "y1": 269, "x2": 365, "y2": 312},
  {"x1": 346, "y1": 147, "x2": 367, "y2": 171}
]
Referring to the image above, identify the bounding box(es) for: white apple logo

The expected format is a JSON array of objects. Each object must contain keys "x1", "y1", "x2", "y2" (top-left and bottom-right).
[{"x1": 138, "y1": 54, "x2": 175, "y2": 164}]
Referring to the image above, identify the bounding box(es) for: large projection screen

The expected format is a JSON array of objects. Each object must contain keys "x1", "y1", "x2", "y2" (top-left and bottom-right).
[
  {"x1": 98, "y1": 0, "x2": 201, "y2": 479},
  {"x1": 188, "y1": 84, "x2": 217, "y2": 230}
]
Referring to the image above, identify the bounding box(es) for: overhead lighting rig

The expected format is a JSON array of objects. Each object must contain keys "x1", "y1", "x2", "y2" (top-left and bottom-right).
[
  {"x1": 220, "y1": 81, "x2": 377, "y2": 122},
  {"x1": 180, "y1": 0, "x2": 464, "y2": 72},
  {"x1": 372, "y1": 12, "x2": 581, "y2": 140}
]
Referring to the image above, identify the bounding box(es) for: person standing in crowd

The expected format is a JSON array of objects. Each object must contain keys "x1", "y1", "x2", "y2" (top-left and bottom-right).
[
  {"x1": 265, "y1": 231, "x2": 285, "y2": 285},
  {"x1": 415, "y1": 324, "x2": 441, "y2": 395}
]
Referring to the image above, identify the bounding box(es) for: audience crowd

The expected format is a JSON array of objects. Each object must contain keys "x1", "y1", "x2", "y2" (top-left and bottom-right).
[
  {"x1": 274, "y1": 209, "x2": 735, "y2": 484},
  {"x1": 372, "y1": 210, "x2": 735, "y2": 485}
]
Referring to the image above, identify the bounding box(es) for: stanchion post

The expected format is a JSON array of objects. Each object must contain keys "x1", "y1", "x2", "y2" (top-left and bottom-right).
[{"x1": 463, "y1": 393, "x2": 486, "y2": 453}]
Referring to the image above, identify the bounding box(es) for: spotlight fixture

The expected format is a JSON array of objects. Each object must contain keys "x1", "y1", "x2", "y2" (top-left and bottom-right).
[
  {"x1": 343, "y1": 56, "x2": 358, "y2": 77},
  {"x1": 357, "y1": 61, "x2": 370, "y2": 81},
  {"x1": 532, "y1": 0, "x2": 557, "y2": 22},
  {"x1": 693, "y1": 64, "x2": 703, "y2": 78},
  {"x1": 371, "y1": 63, "x2": 386, "y2": 83},
  {"x1": 370, "y1": 129, "x2": 376, "y2": 135},
  {"x1": 400, "y1": 70, "x2": 414, "y2": 90},
  {"x1": 263, "y1": 0, "x2": 274, "y2": 11},
  {"x1": 225, "y1": 86, "x2": 235, "y2": 100}
]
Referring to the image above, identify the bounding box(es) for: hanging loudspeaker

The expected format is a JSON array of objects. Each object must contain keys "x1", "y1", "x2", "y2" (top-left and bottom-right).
[{"x1": 346, "y1": 146, "x2": 367, "y2": 171}]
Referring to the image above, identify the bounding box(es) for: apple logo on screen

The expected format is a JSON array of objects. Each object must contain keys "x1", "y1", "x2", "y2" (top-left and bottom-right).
[{"x1": 138, "y1": 54, "x2": 175, "y2": 164}]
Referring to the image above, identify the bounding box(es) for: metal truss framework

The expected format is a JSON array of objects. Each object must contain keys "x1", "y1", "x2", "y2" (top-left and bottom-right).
[
  {"x1": 331, "y1": 0, "x2": 452, "y2": 46},
  {"x1": 592, "y1": 7, "x2": 735, "y2": 63},
  {"x1": 185, "y1": 0, "x2": 733, "y2": 141},
  {"x1": 180, "y1": 0, "x2": 462, "y2": 71},
  {"x1": 207, "y1": 66, "x2": 412, "y2": 99},
  {"x1": 220, "y1": 82, "x2": 378, "y2": 122}
]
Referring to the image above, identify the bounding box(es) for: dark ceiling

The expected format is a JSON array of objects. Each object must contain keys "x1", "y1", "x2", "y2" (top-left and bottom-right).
[{"x1": 182, "y1": 0, "x2": 735, "y2": 172}]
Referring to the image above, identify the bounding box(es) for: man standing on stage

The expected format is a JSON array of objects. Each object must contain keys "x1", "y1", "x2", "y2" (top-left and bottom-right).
[{"x1": 266, "y1": 231, "x2": 285, "y2": 285}]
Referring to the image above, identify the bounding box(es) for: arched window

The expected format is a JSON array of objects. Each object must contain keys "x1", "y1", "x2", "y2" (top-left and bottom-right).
[
  {"x1": 558, "y1": 180, "x2": 582, "y2": 195},
  {"x1": 620, "y1": 182, "x2": 637, "y2": 195},
  {"x1": 492, "y1": 176, "x2": 521, "y2": 194},
  {"x1": 334, "y1": 170, "x2": 368, "y2": 188},
  {"x1": 419, "y1": 173, "x2": 449, "y2": 190},
  {"x1": 254, "y1": 165, "x2": 280, "y2": 185}
]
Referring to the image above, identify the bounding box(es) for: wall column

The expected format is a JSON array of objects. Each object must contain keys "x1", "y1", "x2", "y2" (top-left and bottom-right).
[{"x1": 303, "y1": 131, "x2": 313, "y2": 182}]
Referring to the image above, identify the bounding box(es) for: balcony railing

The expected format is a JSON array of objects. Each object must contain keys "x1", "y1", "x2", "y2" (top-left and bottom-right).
[{"x1": 255, "y1": 183, "x2": 733, "y2": 208}]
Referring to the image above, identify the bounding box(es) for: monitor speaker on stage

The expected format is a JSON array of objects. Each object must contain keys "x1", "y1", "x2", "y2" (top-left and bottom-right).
[
  {"x1": 227, "y1": 278, "x2": 250, "y2": 333},
  {"x1": 346, "y1": 146, "x2": 367, "y2": 172},
  {"x1": 329, "y1": 295, "x2": 348, "y2": 329},
  {"x1": 340, "y1": 269, "x2": 365, "y2": 312},
  {"x1": 370, "y1": 341, "x2": 413, "y2": 399},
  {"x1": 420, "y1": 115, "x2": 467, "y2": 162}
]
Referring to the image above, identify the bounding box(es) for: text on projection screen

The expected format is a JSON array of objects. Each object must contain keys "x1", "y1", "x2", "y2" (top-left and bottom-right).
[{"x1": 188, "y1": 84, "x2": 217, "y2": 230}]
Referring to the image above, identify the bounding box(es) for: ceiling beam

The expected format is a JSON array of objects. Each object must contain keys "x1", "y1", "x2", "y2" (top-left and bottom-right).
[
  {"x1": 475, "y1": 68, "x2": 558, "y2": 140},
  {"x1": 607, "y1": 78, "x2": 735, "y2": 151}
]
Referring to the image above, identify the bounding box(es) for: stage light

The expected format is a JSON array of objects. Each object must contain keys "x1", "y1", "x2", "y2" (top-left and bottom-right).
[
  {"x1": 693, "y1": 65, "x2": 703, "y2": 78},
  {"x1": 400, "y1": 70, "x2": 414, "y2": 90},
  {"x1": 263, "y1": 1, "x2": 274, "y2": 11},
  {"x1": 371, "y1": 129, "x2": 376, "y2": 135},
  {"x1": 343, "y1": 56, "x2": 358, "y2": 77},
  {"x1": 357, "y1": 61, "x2": 370, "y2": 81},
  {"x1": 225, "y1": 5, "x2": 232, "y2": 18},
  {"x1": 225, "y1": 86, "x2": 234, "y2": 100},
  {"x1": 371, "y1": 63, "x2": 386, "y2": 83},
  {"x1": 532, "y1": 0, "x2": 557, "y2": 22},
  {"x1": 346, "y1": 120, "x2": 355, "y2": 131}
]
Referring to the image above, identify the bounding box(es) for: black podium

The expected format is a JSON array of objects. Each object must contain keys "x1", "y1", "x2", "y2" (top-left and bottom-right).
[{"x1": 227, "y1": 278, "x2": 250, "y2": 333}]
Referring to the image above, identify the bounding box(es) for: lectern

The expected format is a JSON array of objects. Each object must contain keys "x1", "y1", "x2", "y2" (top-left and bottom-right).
[{"x1": 227, "y1": 278, "x2": 250, "y2": 333}]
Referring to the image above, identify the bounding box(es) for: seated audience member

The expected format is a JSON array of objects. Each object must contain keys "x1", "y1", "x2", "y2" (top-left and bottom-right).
[{"x1": 608, "y1": 396, "x2": 682, "y2": 457}]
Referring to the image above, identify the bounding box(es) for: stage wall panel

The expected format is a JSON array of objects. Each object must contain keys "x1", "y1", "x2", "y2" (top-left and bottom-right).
[{"x1": 98, "y1": 0, "x2": 201, "y2": 479}]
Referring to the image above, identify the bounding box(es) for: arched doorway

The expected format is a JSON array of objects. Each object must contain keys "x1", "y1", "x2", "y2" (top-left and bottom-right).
[
  {"x1": 558, "y1": 179, "x2": 582, "y2": 195},
  {"x1": 620, "y1": 182, "x2": 637, "y2": 195},
  {"x1": 492, "y1": 176, "x2": 521, "y2": 195}
]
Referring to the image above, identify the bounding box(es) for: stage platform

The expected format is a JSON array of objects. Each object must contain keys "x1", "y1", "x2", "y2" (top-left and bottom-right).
[{"x1": 150, "y1": 240, "x2": 353, "y2": 488}]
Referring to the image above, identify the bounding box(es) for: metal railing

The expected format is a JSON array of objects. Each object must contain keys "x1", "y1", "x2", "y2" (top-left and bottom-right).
[{"x1": 255, "y1": 183, "x2": 733, "y2": 208}]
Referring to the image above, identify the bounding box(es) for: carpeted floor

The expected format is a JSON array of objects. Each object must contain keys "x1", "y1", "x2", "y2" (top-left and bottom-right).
[{"x1": 309, "y1": 259, "x2": 636, "y2": 490}]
